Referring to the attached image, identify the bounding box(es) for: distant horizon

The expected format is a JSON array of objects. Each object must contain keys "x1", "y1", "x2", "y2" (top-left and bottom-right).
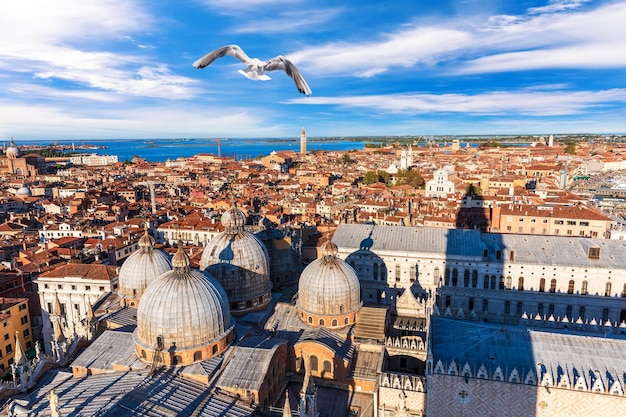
[{"x1": 5, "y1": 132, "x2": 626, "y2": 143}]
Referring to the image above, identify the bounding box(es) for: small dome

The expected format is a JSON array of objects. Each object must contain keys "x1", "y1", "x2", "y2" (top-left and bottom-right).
[
  {"x1": 137, "y1": 226, "x2": 155, "y2": 249},
  {"x1": 16, "y1": 186, "x2": 32, "y2": 197},
  {"x1": 221, "y1": 203, "x2": 247, "y2": 232},
  {"x1": 297, "y1": 239, "x2": 362, "y2": 326},
  {"x1": 201, "y1": 233, "x2": 271, "y2": 298},
  {"x1": 134, "y1": 246, "x2": 234, "y2": 365},
  {"x1": 5, "y1": 141, "x2": 21, "y2": 158},
  {"x1": 200, "y1": 207, "x2": 272, "y2": 314},
  {"x1": 320, "y1": 240, "x2": 338, "y2": 258},
  {"x1": 171, "y1": 242, "x2": 189, "y2": 269},
  {"x1": 118, "y1": 229, "x2": 172, "y2": 305}
]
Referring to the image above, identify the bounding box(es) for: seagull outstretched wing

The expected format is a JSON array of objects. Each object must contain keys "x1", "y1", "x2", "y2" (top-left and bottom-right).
[
  {"x1": 192, "y1": 45, "x2": 252, "y2": 69},
  {"x1": 264, "y1": 56, "x2": 312, "y2": 96},
  {"x1": 193, "y1": 45, "x2": 312, "y2": 95}
]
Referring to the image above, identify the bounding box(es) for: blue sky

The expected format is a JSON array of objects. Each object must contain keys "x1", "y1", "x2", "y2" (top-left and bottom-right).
[{"x1": 1, "y1": 0, "x2": 625, "y2": 140}]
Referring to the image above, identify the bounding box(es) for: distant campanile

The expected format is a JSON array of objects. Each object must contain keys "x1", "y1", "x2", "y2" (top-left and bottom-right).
[{"x1": 300, "y1": 127, "x2": 307, "y2": 155}]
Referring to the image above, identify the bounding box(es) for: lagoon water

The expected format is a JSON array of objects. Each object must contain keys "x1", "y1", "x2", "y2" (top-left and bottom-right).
[
  {"x1": 13, "y1": 137, "x2": 496, "y2": 163},
  {"x1": 17, "y1": 138, "x2": 374, "y2": 163}
]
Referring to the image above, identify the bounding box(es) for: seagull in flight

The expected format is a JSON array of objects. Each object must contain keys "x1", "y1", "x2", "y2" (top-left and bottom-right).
[{"x1": 193, "y1": 45, "x2": 312, "y2": 96}]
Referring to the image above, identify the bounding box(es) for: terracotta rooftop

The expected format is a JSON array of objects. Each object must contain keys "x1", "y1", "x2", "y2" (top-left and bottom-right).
[{"x1": 39, "y1": 263, "x2": 118, "y2": 281}]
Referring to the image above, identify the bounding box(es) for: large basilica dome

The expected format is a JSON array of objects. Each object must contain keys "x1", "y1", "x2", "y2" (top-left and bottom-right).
[
  {"x1": 134, "y1": 244, "x2": 234, "y2": 366},
  {"x1": 118, "y1": 227, "x2": 172, "y2": 307},
  {"x1": 297, "y1": 240, "x2": 362, "y2": 329},
  {"x1": 200, "y1": 203, "x2": 272, "y2": 315}
]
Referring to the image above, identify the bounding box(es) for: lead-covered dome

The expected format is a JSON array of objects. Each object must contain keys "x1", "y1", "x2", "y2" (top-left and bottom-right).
[
  {"x1": 221, "y1": 204, "x2": 247, "y2": 231},
  {"x1": 118, "y1": 226, "x2": 172, "y2": 307},
  {"x1": 297, "y1": 240, "x2": 362, "y2": 328},
  {"x1": 134, "y1": 244, "x2": 234, "y2": 366},
  {"x1": 5, "y1": 141, "x2": 21, "y2": 158},
  {"x1": 200, "y1": 203, "x2": 272, "y2": 315},
  {"x1": 16, "y1": 186, "x2": 32, "y2": 197}
]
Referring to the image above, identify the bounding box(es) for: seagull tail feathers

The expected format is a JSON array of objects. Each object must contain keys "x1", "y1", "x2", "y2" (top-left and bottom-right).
[{"x1": 238, "y1": 69, "x2": 271, "y2": 81}]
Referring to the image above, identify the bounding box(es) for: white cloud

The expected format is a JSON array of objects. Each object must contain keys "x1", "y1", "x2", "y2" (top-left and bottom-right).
[
  {"x1": 0, "y1": 102, "x2": 286, "y2": 139},
  {"x1": 0, "y1": 1, "x2": 150, "y2": 45},
  {"x1": 294, "y1": 88, "x2": 626, "y2": 116},
  {"x1": 527, "y1": 0, "x2": 591, "y2": 15},
  {"x1": 229, "y1": 8, "x2": 343, "y2": 34},
  {"x1": 290, "y1": 1, "x2": 626, "y2": 78},
  {"x1": 34, "y1": 63, "x2": 200, "y2": 98},
  {"x1": 459, "y1": 41, "x2": 626, "y2": 74},
  {"x1": 0, "y1": 1, "x2": 197, "y2": 99},
  {"x1": 465, "y1": 2, "x2": 626, "y2": 72},
  {"x1": 6, "y1": 83, "x2": 123, "y2": 103},
  {"x1": 290, "y1": 26, "x2": 471, "y2": 77}
]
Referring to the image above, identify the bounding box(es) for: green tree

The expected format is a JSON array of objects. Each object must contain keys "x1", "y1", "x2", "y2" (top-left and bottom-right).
[
  {"x1": 395, "y1": 169, "x2": 425, "y2": 188},
  {"x1": 378, "y1": 170, "x2": 391, "y2": 184},
  {"x1": 564, "y1": 143, "x2": 577, "y2": 155},
  {"x1": 479, "y1": 141, "x2": 500, "y2": 148},
  {"x1": 363, "y1": 171, "x2": 379, "y2": 185},
  {"x1": 341, "y1": 153, "x2": 355, "y2": 165}
]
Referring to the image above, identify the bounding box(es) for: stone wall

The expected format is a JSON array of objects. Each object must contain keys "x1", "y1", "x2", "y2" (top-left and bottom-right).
[{"x1": 429, "y1": 374, "x2": 626, "y2": 417}]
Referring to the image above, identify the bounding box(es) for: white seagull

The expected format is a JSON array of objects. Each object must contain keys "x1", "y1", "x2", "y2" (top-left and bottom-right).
[{"x1": 192, "y1": 45, "x2": 312, "y2": 96}]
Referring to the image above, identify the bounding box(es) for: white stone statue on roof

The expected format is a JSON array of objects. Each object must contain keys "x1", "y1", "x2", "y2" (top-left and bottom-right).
[{"x1": 48, "y1": 389, "x2": 60, "y2": 417}]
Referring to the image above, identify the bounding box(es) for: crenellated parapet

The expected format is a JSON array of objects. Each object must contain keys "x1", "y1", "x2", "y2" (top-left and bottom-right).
[
  {"x1": 380, "y1": 372, "x2": 427, "y2": 392},
  {"x1": 431, "y1": 358, "x2": 626, "y2": 395},
  {"x1": 439, "y1": 306, "x2": 626, "y2": 335},
  {"x1": 379, "y1": 372, "x2": 427, "y2": 417},
  {"x1": 385, "y1": 336, "x2": 426, "y2": 351},
  {"x1": 520, "y1": 312, "x2": 626, "y2": 334}
]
